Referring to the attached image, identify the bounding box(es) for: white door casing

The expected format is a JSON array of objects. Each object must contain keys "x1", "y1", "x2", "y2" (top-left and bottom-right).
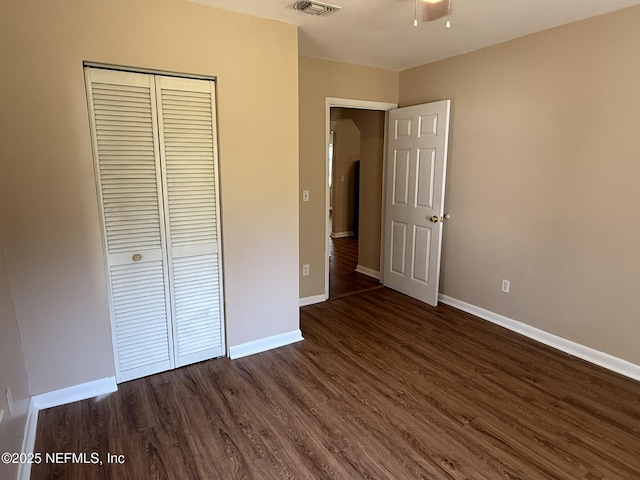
[
  {"x1": 383, "y1": 100, "x2": 451, "y2": 306},
  {"x1": 85, "y1": 67, "x2": 225, "y2": 383},
  {"x1": 323, "y1": 98, "x2": 398, "y2": 301}
]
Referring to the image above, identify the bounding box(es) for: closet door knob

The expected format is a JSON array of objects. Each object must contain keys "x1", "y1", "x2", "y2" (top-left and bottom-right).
[{"x1": 132, "y1": 254, "x2": 142, "y2": 262}]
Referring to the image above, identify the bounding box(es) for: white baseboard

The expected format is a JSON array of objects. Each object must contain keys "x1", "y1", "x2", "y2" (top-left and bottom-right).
[
  {"x1": 32, "y1": 376, "x2": 118, "y2": 411},
  {"x1": 229, "y1": 330, "x2": 304, "y2": 360},
  {"x1": 355, "y1": 265, "x2": 381, "y2": 280},
  {"x1": 18, "y1": 376, "x2": 117, "y2": 480},
  {"x1": 439, "y1": 294, "x2": 640, "y2": 383},
  {"x1": 330, "y1": 231, "x2": 354, "y2": 238},
  {"x1": 17, "y1": 399, "x2": 38, "y2": 480},
  {"x1": 299, "y1": 294, "x2": 326, "y2": 307}
]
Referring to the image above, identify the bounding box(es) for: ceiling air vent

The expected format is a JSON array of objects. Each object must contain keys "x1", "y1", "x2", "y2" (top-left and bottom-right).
[{"x1": 290, "y1": 1, "x2": 341, "y2": 16}]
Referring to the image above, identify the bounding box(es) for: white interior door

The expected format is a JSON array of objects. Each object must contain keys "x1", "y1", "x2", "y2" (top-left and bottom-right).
[
  {"x1": 155, "y1": 75, "x2": 225, "y2": 367},
  {"x1": 383, "y1": 100, "x2": 451, "y2": 306},
  {"x1": 86, "y1": 67, "x2": 225, "y2": 383},
  {"x1": 85, "y1": 68, "x2": 175, "y2": 382}
]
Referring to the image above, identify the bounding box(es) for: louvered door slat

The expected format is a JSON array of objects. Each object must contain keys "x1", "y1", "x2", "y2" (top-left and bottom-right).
[
  {"x1": 86, "y1": 68, "x2": 174, "y2": 382},
  {"x1": 109, "y1": 262, "x2": 171, "y2": 377},
  {"x1": 156, "y1": 75, "x2": 225, "y2": 367},
  {"x1": 95, "y1": 78, "x2": 160, "y2": 252},
  {"x1": 172, "y1": 254, "x2": 222, "y2": 360}
]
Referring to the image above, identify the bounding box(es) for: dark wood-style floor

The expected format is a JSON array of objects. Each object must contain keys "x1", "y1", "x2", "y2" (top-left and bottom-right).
[
  {"x1": 329, "y1": 236, "x2": 380, "y2": 299},
  {"x1": 33, "y1": 288, "x2": 640, "y2": 479}
]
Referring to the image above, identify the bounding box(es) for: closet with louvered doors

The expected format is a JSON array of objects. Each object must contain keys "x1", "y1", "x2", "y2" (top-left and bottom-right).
[{"x1": 85, "y1": 67, "x2": 225, "y2": 383}]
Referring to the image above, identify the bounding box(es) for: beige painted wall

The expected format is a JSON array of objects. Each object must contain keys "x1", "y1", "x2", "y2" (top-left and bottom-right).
[
  {"x1": 0, "y1": 230, "x2": 30, "y2": 480},
  {"x1": 299, "y1": 57, "x2": 398, "y2": 298},
  {"x1": 0, "y1": 0, "x2": 299, "y2": 395},
  {"x1": 400, "y1": 5, "x2": 640, "y2": 365},
  {"x1": 347, "y1": 110, "x2": 385, "y2": 273},
  {"x1": 331, "y1": 108, "x2": 386, "y2": 272},
  {"x1": 330, "y1": 118, "x2": 361, "y2": 236}
]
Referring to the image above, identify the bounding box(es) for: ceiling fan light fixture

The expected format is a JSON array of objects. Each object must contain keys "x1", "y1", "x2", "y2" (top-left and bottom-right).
[{"x1": 422, "y1": 0, "x2": 451, "y2": 21}]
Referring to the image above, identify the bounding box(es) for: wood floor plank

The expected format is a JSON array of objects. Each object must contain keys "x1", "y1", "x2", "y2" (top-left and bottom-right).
[
  {"x1": 329, "y1": 236, "x2": 381, "y2": 299},
  {"x1": 32, "y1": 288, "x2": 640, "y2": 479}
]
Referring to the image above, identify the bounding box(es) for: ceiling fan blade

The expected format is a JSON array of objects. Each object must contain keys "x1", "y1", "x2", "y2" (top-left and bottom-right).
[{"x1": 421, "y1": 0, "x2": 451, "y2": 21}]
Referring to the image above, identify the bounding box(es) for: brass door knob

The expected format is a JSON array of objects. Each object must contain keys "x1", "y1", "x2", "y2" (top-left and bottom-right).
[
  {"x1": 132, "y1": 254, "x2": 142, "y2": 262},
  {"x1": 429, "y1": 215, "x2": 439, "y2": 223}
]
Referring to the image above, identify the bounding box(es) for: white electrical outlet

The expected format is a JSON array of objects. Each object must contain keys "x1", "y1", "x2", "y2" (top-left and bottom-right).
[
  {"x1": 501, "y1": 279, "x2": 510, "y2": 294},
  {"x1": 302, "y1": 264, "x2": 310, "y2": 276},
  {"x1": 5, "y1": 387, "x2": 13, "y2": 415},
  {"x1": 302, "y1": 190, "x2": 310, "y2": 202}
]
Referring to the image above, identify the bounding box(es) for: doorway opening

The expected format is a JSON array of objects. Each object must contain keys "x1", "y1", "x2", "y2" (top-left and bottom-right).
[{"x1": 325, "y1": 98, "x2": 397, "y2": 300}]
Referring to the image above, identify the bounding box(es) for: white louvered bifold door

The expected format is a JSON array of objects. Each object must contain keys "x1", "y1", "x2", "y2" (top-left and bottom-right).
[
  {"x1": 85, "y1": 68, "x2": 174, "y2": 382},
  {"x1": 155, "y1": 76, "x2": 225, "y2": 367}
]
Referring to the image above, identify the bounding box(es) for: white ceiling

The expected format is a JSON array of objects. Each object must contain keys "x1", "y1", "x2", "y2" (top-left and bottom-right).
[{"x1": 187, "y1": 0, "x2": 640, "y2": 71}]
